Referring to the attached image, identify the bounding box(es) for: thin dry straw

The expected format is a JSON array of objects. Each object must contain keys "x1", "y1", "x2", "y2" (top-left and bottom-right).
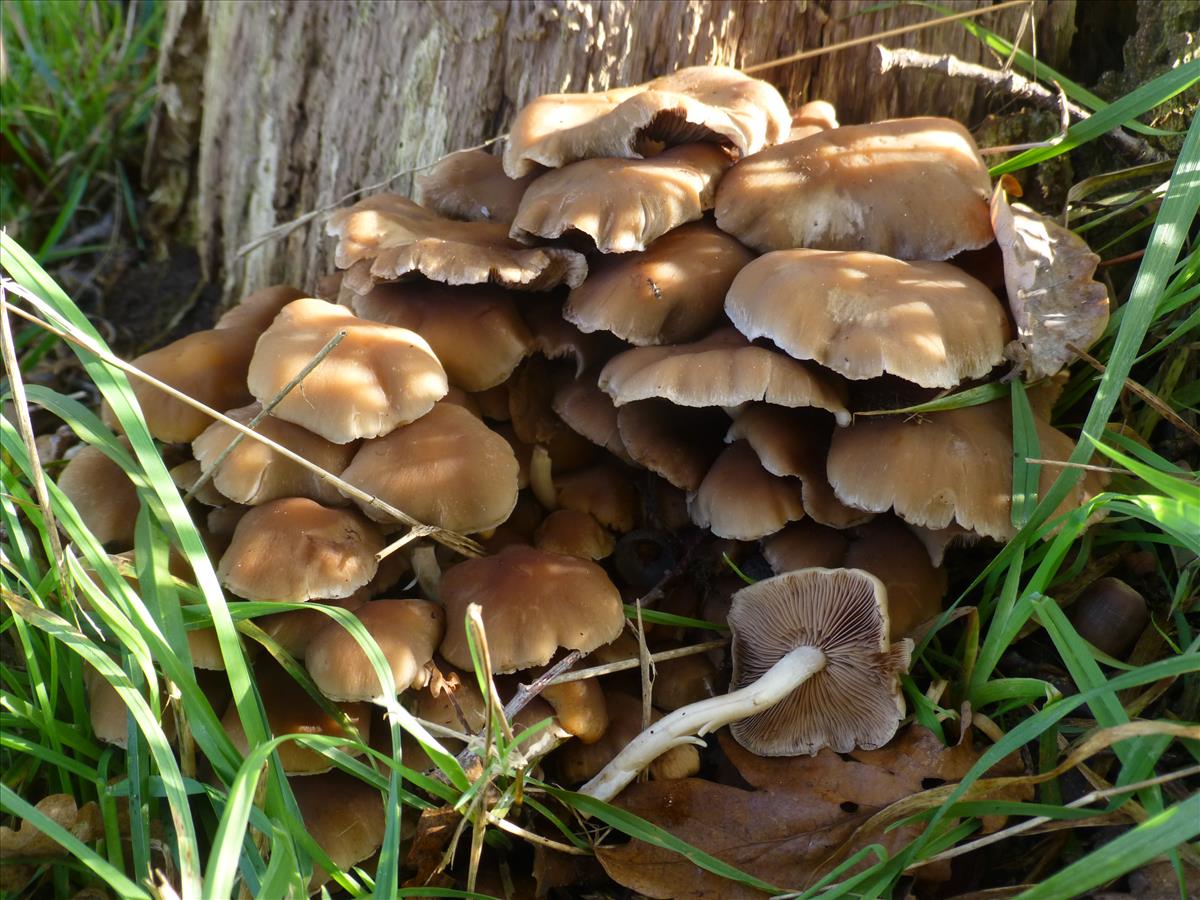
[
  {"x1": 2, "y1": 288, "x2": 482, "y2": 558},
  {"x1": 235, "y1": 0, "x2": 1033, "y2": 256},
  {"x1": 183, "y1": 329, "x2": 346, "y2": 502}
]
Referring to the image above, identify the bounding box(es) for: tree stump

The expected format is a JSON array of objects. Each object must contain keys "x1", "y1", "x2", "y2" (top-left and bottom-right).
[{"x1": 145, "y1": 0, "x2": 1077, "y2": 303}]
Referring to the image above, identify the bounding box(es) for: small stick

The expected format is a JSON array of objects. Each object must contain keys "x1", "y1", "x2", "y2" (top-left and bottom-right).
[
  {"x1": 1024, "y1": 458, "x2": 1131, "y2": 476},
  {"x1": 2, "y1": 291, "x2": 481, "y2": 557},
  {"x1": 1068, "y1": 343, "x2": 1200, "y2": 448},
  {"x1": 184, "y1": 330, "x2": 346, "y2": 502},
  {"x1": 542, "y1": 640, "x2": 727, "y2": 687},
  {"x1": 874, "y1": 44, "x2": 1162, "y2": 163},
  {"x1": 743, "y1": 0, "x2": 1031, "y2": 73},
  {"x1": 502, "y1": 650, "x2": 585, "y2": 722}
]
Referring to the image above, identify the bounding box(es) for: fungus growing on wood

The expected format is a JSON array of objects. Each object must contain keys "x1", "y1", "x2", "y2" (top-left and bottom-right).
[
  {"x1": 510, "y1": 143, "x2": 732, "y2": 252},
  {"x1": 503, "y1": 65, "x2": 790, "y2": 177},
  {"x1": 715, "y1": 117, "x2": 992, "y2": 259},
  {"x1": 783, "y1": 99, "x2": 838, "y2": 141},
  {"x1": 247, "y1": 297, "x2": 448, "y2": 443},
  {"x1": 580, "y1": 568, "x2": 911, "y2": 802},
  {"x1": 725, "y1": 249, "x2": 1012, "y2": 388}
]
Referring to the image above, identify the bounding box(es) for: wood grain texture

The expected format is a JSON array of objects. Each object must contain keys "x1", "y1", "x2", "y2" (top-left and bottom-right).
[{"x1": 147, "y1": 0, "x2": 1076, "y2": 302}]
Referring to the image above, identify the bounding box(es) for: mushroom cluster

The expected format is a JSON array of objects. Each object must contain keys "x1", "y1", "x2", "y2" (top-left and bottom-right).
[{"x1": 62, "y1": 64, "x2": 1113, "y2": 883}]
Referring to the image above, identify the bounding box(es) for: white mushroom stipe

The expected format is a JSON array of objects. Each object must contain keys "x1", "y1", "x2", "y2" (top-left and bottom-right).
[
  {"x1": 530, "y1": 444, "x2": 557, "y2": 510},
  {"x1": 579, "y1": 644, "x2": 826, "y2": 803}
]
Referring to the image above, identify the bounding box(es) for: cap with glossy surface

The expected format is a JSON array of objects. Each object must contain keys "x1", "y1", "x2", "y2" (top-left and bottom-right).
[
  {"x1": 598, "y1": 328, "x2": 850, "y2": 424},
  {"x1": 725, "y1": 249, "x2": 1011, "y2": 389},
  {"x1": 564, "y1": 222, "x2": 754, "y2": 346},
  {"x1": 439, "y1": 545, "x2": 624, "y2": 673},
  {"x1": 715, "y1": 117, "x2": 992, "y2": 260},
  {"x1": 247, "y1": 297, "x2": 448, "y2": 443},
  {"x1": 217, "y1": 498, "x2": 383, "y2": 601},
  {"x1": 504, "y1": 65, "x2": 790, "y2": 177},
  {"x1": 339, "y1": 402, "x2": 520, "y2": 534},
  {"x1": 214, "y1": 285, "x2": 307, "y2": 332},
  {"x1": 510, "y1": 144, "x2": 731, "y2": 253}
]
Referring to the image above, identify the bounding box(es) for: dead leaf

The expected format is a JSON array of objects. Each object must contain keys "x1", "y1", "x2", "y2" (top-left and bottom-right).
[
  {"x1": 991, "y1": 179, "x2": 1109, "y2": 381},
  {"x1": 595, "y1": 726, "x2": 1030, "y2": 899},
  {"x1": 405, "y1": 805, "x2": 463, "y2": 888},
  {"x1": 0, "y1": 793, "x2": 102, "y2": 858}
]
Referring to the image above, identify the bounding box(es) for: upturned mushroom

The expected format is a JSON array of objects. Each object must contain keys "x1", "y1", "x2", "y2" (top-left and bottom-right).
[{"x1": 580, "y1": 567, "x2": 911, "y2": 802}]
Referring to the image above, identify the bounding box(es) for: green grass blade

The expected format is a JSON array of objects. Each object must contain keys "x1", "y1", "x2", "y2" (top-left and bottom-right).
[{"x1": 1010, "y1": 380, "x2": 1040, "y2": 529}]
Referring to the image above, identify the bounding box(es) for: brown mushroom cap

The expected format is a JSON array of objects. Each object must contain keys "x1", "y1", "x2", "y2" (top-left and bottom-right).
[
  {"x1": 827, "y1": 399, "x2": 1109, "y2": 541},
  {"x1": 552, "y1": 374, "x2": 631, "y2": 462},
  {"x1": 762, "y1": 519, "x2": 849, "y2": 573},
  {"x1": 125, "y1": 328, "x2": 258, "y2": 443},
  {"x1": 726, "y1": 404, "x2": 872, "y2": 528},
  {"x1": 541, "y1": 678, "x2": 610, "y2": 744},
  {"x1": 503, "y1": 65, "x2": 790, "y2": 178},
  {"x1": 246, "y1": 297, "x2": 448, "y2": 443},
  {"x1": 725, "y1": 249, "x2": 1012, "y2": 389},
  {"x1": 616, "y1": 400, "x2": 727, "y2": 492},
  {"x1": 564, "y1": 222, "x2": 754, "y2": 346},
  {"x1": 439, "y1": 545, "x2": 624, "y2": 674},
  {"x1": 255, "y1": 593, "x2": 367, "y2": 660},
  {"x1": 651, "y1": 652, "x2": 718, "y2": 711},
  {"x1": 327, "y1": 193, "x2": 587, "y2": 295},
  {"x1": 222, "y1": 659, "x2": 370, "y2": 775},
  {"x1": 413, "y1": 149, "x2": 536, "y2": 224},
  {"x1": 728, "y1": 567, "x2": 911, "y2": 756},
  {"x1": 598, "y1": 327, "x2": 850, "y2": 423},
  {"x1": 554, "y1": 692, "x2": 699, "y2": 784},
  {"x1": 991, "y1": 184, "x2": 1110, "y2": 380},
  {"x1": 554, "y1": 461, "x2": 638, "y2": 533},
  {"x1": 510, "y1": 144, "x2": 732, "y2": 253},
  {"x1": 688, "y1": 441, "x2": 806, "y2": 540},
  {"x1": 534, "y1": 508, "x2": 616, "y2": 560},
  {"x1": 169, "y1": 459, "x2": 228, "y2": 507},
  {"x1": 214, "y1": 285, "x2": 307, "y2": 332},
  {"x1": 217, "y1": 498, "x2": 383, "y2": 602},
  {"x1": 306, "y1": 599, "x2": 444, "y2": 702},
  {"x1": 192, "y1": 403, "x2": 358, "y2": 507},
  {"x1": 290, "y1": 771, "x2": 386, "y2": 892},
  {"x1": 57, "y1": 442, "x2": 140, "y2": 550},
  {"x1": 351, "y1": 281, "x2": 533, "y2": 392},
  {"x1": 339, "y1": 402, "x2": 520, "y2": 534},
  {"x1": 783, "y1": 100, "x2": 839, "y2": 142},
  {"x1": 715, "y1": 117, "x2": 992, "y2": 260}
]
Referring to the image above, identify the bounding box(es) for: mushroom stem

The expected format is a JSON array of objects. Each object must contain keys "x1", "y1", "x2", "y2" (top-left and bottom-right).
[
  {"x1": 579, "y1": 644, "x2": 826, "y2": 803},
  {"x1": 529, "y1": 445, "x2": 557, "y2": 510}
]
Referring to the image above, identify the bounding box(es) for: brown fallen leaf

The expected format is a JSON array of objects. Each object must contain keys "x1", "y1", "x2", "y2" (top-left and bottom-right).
[
  {"x1": 596, "y1": 726, "x2": 1029, "y2": 899},
  {"x1": 0, "y1": 793, "x2": 102, "y2": 858},
  {"x1": 991, "y1": 178, "x2": 1109, "y2": 381},
  {"x1": 405, "y1": 805, "x2": 463, "y2": 888}
]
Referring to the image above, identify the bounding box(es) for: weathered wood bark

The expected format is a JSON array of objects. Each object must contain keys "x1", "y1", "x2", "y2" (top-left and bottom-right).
[{"x1": 146, "y1": 0, "x2": 1076, "y2": 304}]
